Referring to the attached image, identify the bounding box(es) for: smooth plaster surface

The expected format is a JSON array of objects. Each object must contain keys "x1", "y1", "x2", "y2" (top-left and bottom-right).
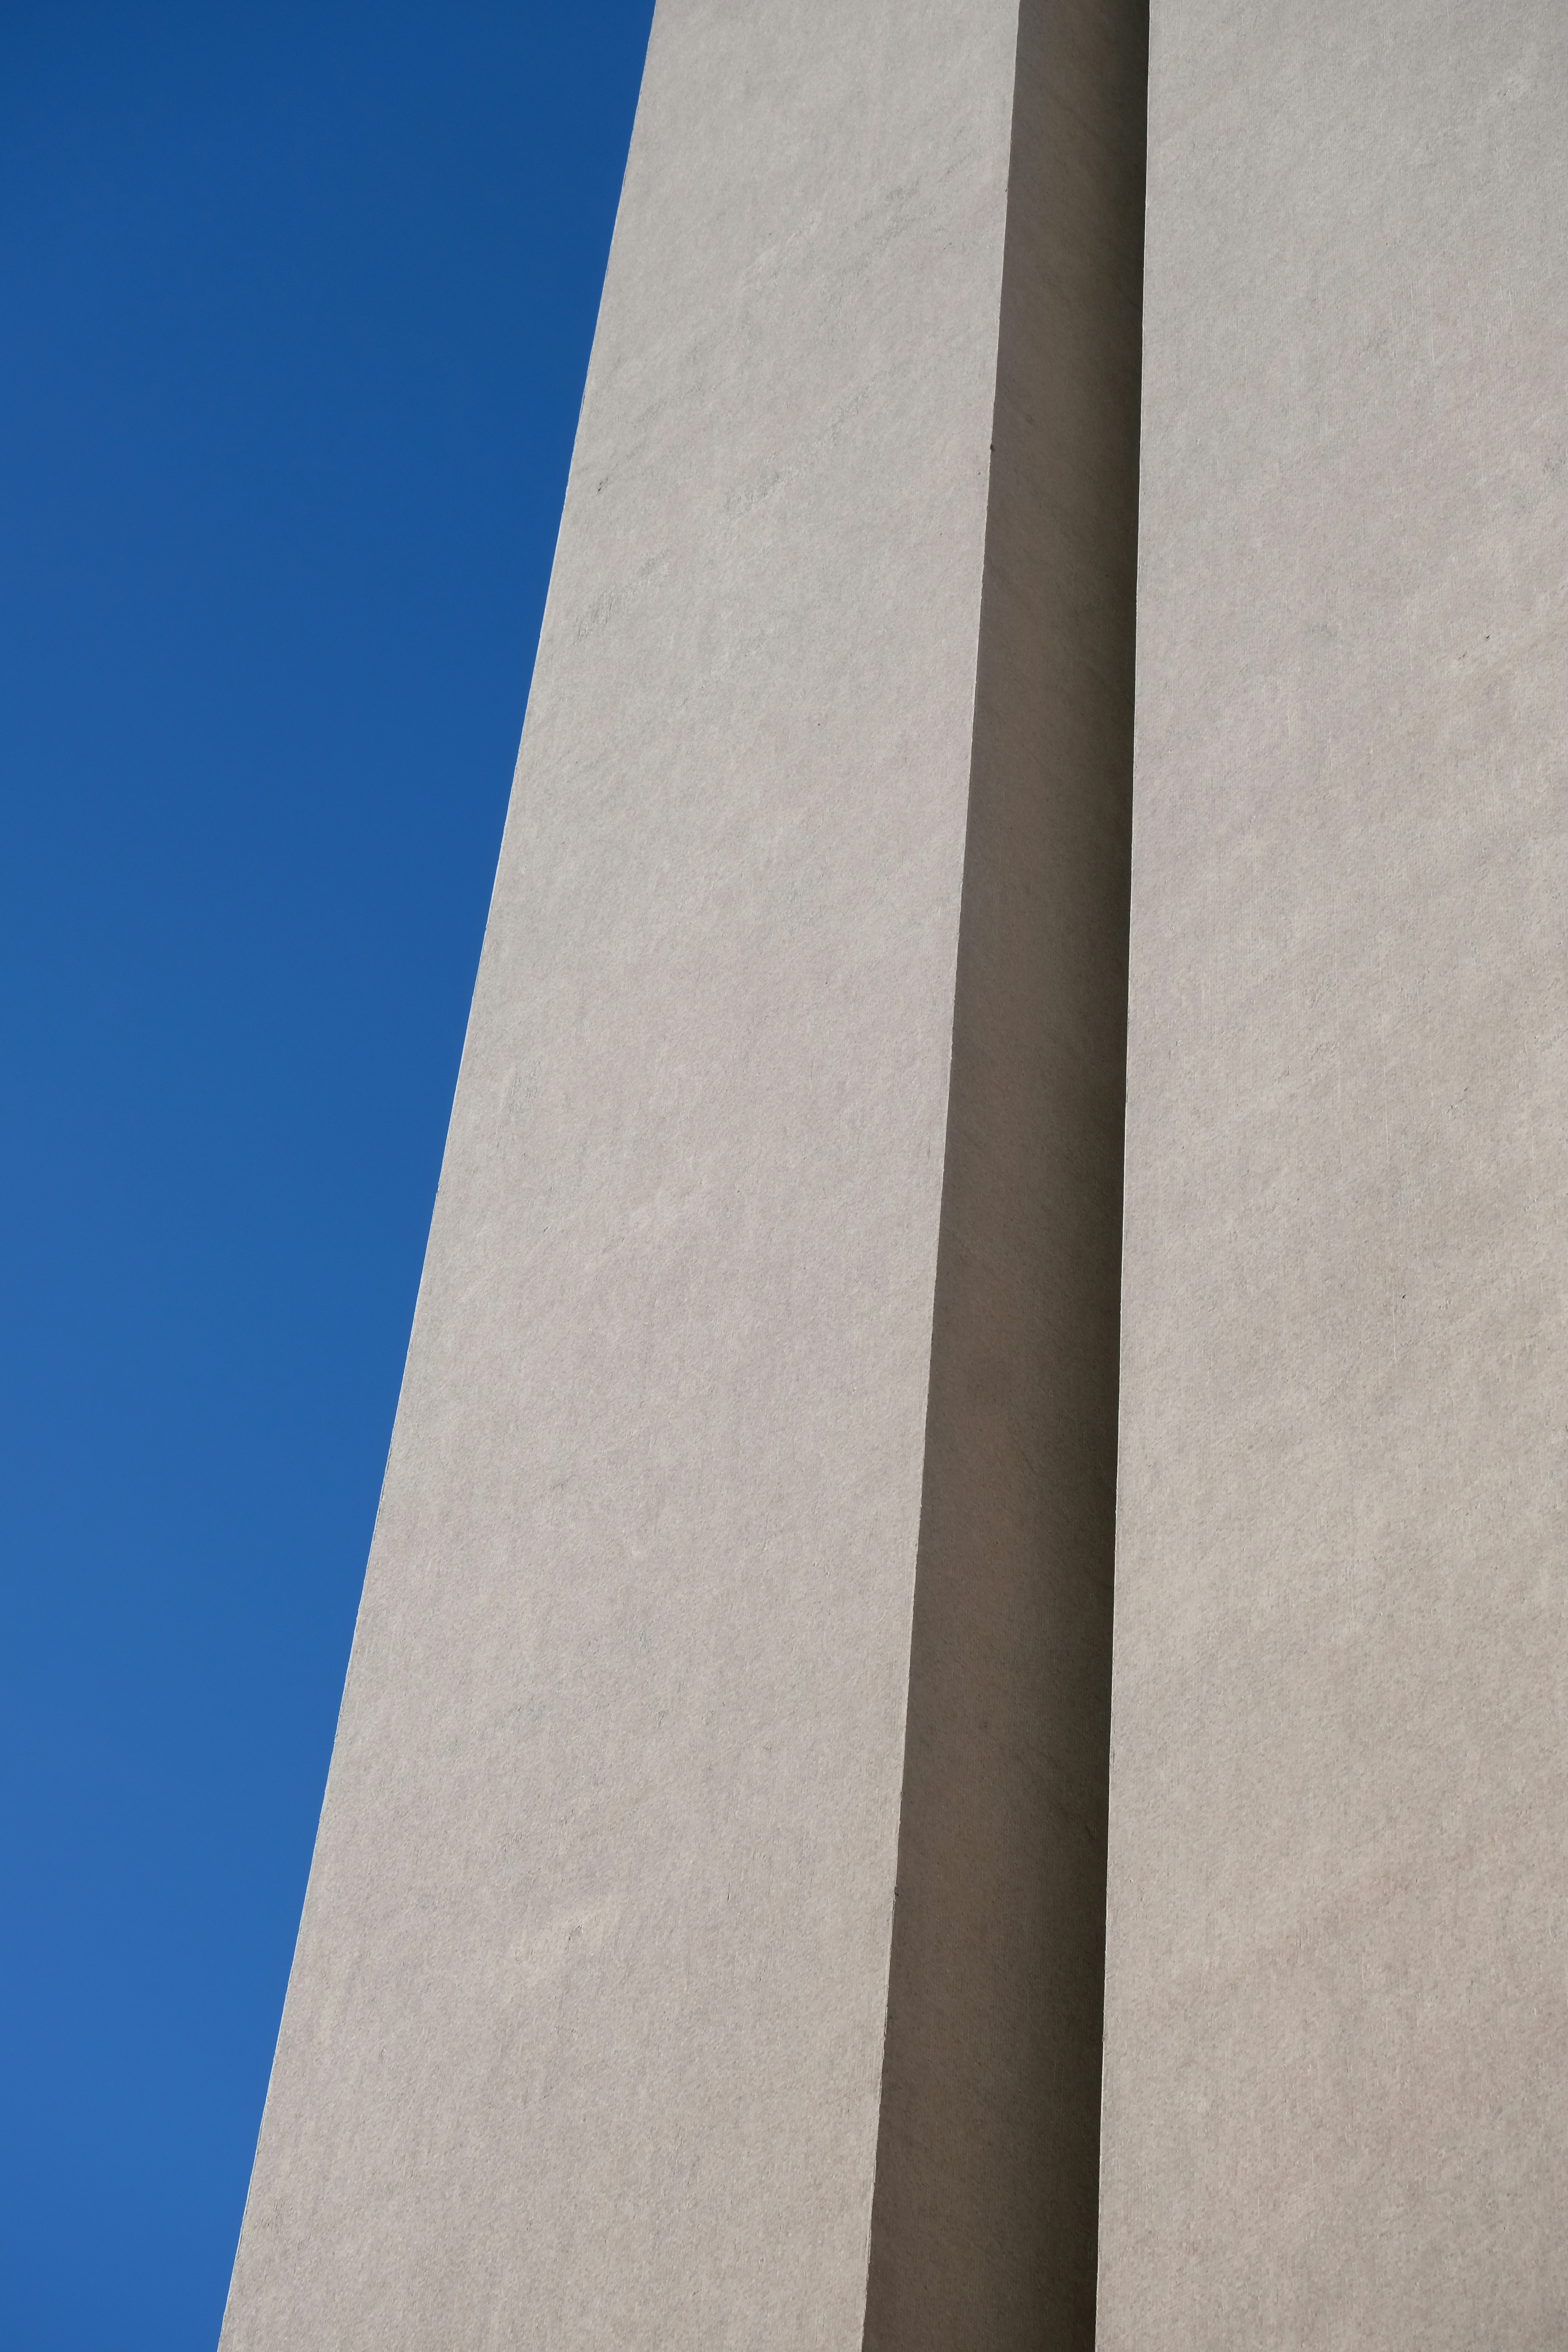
[
  {"x1": 1100, "y1": 1, "x2": 1568, "y2": 2343},
  {"x1": 221, "y1": 2, "x2": 1142, "y2": 2343}
]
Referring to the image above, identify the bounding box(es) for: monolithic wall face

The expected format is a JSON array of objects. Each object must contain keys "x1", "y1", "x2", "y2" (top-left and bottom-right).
[
  {"x1": 1100, "y1": 2, "x2": 1568, "y2": 2342},
  {"x1": 222, "y1": 0, "x2": 1568, "y2": 2342}
]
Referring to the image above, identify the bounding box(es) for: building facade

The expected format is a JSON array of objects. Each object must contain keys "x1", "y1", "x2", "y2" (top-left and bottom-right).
[{"x1": 222, "y1": 2, "x2": 1568, "y2": 2343}]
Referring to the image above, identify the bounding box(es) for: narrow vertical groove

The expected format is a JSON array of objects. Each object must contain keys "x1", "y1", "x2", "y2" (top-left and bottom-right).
[{"x1": 861, "y1": 2, "x2": 1148, "y2": 2342}]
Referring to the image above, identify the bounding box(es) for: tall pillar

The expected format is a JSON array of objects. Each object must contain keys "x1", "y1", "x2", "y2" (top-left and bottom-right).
[
  {"x1": 220, "y1": 2, "x2": 1145, "y2": 2344},
  {"x1": 1100, "y1": 2, "x2": 1568, "y2": 2342}
]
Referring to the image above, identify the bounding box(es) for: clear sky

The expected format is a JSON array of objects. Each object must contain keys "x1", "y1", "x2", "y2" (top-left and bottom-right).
[{"x1": 0, "y1": 4, "x2": 654, "y2": 2341}]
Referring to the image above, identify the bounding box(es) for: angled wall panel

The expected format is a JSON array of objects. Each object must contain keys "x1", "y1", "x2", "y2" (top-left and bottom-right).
[{"x1": 221, "y1": 3, "x2": 1145, "y2": 2343}]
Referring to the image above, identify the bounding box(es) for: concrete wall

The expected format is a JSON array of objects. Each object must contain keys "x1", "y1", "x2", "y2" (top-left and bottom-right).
[
  {"x1": 1100, "y1": 1, "x2": 1568, "y2": 2342},
  {"x1": 221, "y1": 2, "x2": 1142, "y2": 2343}
]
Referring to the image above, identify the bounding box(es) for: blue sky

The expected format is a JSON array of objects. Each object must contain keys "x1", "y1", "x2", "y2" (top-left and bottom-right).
[{"x1": 0, "y1": 4, "x2": 654, "y2": 2341}]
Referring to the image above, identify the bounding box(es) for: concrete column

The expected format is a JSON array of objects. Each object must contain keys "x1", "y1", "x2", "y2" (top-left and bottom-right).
[
  {"x1": 1100, "y1": 2, "x2": 1568, "y2": 2343},
  {"x1": 221, "y1": 2, "x2": 1144, "y2": 2344}
]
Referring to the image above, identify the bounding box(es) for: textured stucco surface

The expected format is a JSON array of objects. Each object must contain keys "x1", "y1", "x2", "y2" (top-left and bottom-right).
[
  {"x1": 221, "y1": 1, "x2": 1140, "y2": 2342},
  {"x1": 1100, "y1": 1, "x2": 1568, "y2": 2343}
]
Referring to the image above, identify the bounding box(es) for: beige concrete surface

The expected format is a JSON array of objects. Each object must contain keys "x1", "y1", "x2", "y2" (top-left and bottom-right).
[
  {"x1": 1100, "y1": 0, "x2": 1568, "y2": 2343},
  {"x1": 220, "y1": 2, "x2": 1142, "y2": 2343}
]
